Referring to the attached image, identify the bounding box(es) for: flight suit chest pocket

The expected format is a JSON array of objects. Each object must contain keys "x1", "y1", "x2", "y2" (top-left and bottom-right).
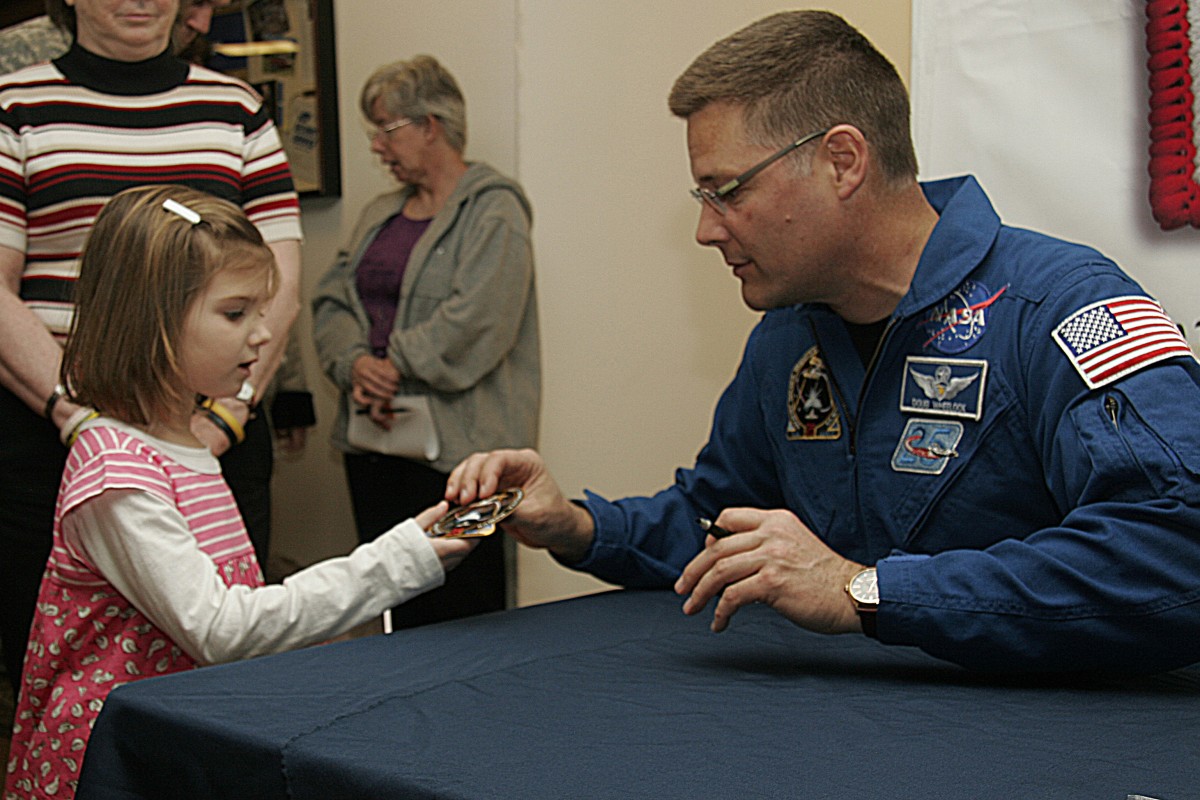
[{"x1": 871, "y1": 365, "x2": 1026, "y2": 552}]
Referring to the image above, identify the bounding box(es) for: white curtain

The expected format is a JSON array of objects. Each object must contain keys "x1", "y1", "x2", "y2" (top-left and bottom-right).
[{"x1": 910, "y1": 0, "x2": 1200, "y2": 335}]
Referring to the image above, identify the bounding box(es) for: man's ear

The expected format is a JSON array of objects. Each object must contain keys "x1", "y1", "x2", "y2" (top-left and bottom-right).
[{"x1": 823, "y1": 125, "x2": 869, "y2": 200}]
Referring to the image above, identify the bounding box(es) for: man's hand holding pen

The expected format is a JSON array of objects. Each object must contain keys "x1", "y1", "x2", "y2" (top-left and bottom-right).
[
  {"x1": 696, "y1": 517, "x2": 733, "y2": 539},
  {"x1": 676, "y1": 508, "x2": 865, "y2": 636}
]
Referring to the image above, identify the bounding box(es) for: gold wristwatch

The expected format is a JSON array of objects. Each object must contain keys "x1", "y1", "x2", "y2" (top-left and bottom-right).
[{"x1": 846, "y1": 567, "x2": 879, "y2": 638}]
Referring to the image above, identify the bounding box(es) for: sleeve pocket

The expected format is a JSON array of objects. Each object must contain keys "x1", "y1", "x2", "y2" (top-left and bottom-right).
[{"x1": 1069, "y1": 363, "x2": 1200, "y2": 500}]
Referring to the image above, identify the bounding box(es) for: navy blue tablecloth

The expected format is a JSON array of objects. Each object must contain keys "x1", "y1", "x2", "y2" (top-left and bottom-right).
[{"x1": 77, "y1": 589, "x2": 1199, "y2": 799}]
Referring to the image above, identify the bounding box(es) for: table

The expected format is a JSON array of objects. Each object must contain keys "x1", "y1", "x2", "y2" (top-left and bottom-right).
[{"x1": 77, "y1": 589, "x2": 1199, "y2": 799}]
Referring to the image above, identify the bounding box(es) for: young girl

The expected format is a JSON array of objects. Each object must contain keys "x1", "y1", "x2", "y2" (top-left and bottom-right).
[{"x1": 3, "y1": 186, "x2": 475, "y2": 800}]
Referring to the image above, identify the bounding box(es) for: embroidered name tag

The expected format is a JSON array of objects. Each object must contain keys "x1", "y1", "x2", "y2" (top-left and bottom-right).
[
  {"x1": 891, "y1": 418, "x2": 964, "y2": 475},
  {"x1": 900, "y1": 356, "x2": 987, "y2": 421}
]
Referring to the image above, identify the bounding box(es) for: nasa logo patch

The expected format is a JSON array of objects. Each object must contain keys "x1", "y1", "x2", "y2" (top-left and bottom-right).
[{"x1": 921, "y1": 281, "x2": 1007, "y2": 354}]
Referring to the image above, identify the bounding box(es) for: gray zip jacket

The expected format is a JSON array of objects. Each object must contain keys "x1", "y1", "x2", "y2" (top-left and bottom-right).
[{"x1": 313, "y1": 162, "x2": 540, "y2": 472}]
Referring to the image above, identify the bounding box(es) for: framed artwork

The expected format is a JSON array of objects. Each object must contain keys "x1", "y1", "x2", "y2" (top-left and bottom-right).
[{"x1": 204, "y1": 0, "x2": 341, "y2": 197}]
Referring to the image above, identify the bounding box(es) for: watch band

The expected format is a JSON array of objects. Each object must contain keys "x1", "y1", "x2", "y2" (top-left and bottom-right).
[
  {"x1": 857, "y1": 607, "x2": 878, "y2": 639},
  {"x1": 44, "y1": 383, "x2": 67, "y2": 420}
]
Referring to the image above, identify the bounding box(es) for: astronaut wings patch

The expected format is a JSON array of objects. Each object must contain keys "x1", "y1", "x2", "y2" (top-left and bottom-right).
[{"x1": 1051, "y1": 296, "x2": 1194, "y2": 389}]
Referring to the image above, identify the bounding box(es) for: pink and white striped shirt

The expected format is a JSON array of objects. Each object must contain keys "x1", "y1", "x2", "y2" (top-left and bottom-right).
[
  {"x1": 4, "y1": 424, "x2": 260, "y2": 800},
  {"x1": 4, "y1": 420, "x2": 443, "y2": 800}
]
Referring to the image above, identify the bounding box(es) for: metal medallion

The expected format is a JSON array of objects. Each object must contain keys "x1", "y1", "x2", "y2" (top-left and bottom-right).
[{"x1": 429, "y1": 489, "x2": 524, "y2": 538}]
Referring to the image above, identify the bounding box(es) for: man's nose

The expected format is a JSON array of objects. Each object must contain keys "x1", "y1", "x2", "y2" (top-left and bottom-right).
[{"x1": 694, "y1": 203, "x2": 729, "y2": 248}]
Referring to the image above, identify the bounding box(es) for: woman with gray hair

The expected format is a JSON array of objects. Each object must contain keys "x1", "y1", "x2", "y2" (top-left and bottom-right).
[{"x1": 313, "y1": 55, "x2": 540, "y2": 628}]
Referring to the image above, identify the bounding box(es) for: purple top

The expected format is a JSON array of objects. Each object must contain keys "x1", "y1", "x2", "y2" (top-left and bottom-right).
[{"x1": 356, "y1": 213, "x2": 432, "y2": 355}]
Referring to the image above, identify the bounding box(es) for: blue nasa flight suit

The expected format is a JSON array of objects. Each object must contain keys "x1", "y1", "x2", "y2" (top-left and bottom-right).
[{"x1": 577, "y1": 175, "x2": 1200, "y2": 673}]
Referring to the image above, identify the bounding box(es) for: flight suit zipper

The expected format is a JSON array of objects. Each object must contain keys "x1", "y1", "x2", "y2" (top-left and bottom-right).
[
  {"x1": 1105, "y1": 394, "x2": 1120, "y2": 431},
  {"x1": 810, "y1": 317, "x2": 897, "y2": 457}
]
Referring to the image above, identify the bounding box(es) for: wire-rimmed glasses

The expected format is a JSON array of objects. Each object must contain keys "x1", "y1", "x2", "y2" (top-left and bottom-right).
[
  {"x1": 365, "y1": 117, "x2": 414, "y2": 142},
  {"x1": 689, "y1": 128, "x2": 829, "y2": 215}
]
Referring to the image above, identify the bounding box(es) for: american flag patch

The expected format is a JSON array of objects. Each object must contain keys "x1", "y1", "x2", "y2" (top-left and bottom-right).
[{"x1": 1051, "y1": 296, "x2": 1194, "y2": 389}]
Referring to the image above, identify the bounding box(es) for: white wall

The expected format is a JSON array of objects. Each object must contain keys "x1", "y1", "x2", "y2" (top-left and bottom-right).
[{"x1": 272, "y1": 0, "x2": 913, "y2": 605}]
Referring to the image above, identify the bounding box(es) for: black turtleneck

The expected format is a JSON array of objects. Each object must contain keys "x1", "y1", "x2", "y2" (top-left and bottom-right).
[
  {"x1": 53, "y1": 42, "x2": 188, "y2": 96},
  {"x1": 843, "y1": 317, "x2": 889, "y2": 367}
]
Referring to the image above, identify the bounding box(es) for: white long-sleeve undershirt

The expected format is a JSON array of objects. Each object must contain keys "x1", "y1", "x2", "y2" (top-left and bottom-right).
[{"x1": 63, "y1": 486, "x2": 444, "y2": 665}]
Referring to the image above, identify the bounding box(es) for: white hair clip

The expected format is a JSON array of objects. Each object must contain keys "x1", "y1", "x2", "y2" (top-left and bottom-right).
[{"x1": 163, "y1": 198, "x2": 201, "y2": 225}]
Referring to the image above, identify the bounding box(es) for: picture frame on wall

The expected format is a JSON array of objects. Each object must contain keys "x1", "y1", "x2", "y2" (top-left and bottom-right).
[{"x1": 204, "y1": 0, "x2": 341, "y2": 198}]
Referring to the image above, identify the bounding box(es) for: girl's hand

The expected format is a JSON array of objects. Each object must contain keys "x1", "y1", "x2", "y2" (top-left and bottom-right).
[
  {"x1": 428, "y1": 535, "x2": 478, "y2": 573},
  {"x1": 415, "y1": 501, "x2": 478, "y2": 572}
]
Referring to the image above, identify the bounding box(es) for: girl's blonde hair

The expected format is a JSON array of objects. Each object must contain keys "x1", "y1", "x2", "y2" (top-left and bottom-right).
[{"x1": 62, "y1": 185, "x2": 277, "y2": 425}]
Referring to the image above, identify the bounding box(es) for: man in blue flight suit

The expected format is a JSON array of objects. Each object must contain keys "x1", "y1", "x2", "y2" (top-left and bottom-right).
[{"x1": 446, "y1": 10, "x2": 1200, "y2": 673}]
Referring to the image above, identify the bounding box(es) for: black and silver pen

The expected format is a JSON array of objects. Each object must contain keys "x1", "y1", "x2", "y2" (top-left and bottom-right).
[
  {"x1": 696, "y1": 517, "x2": 733, "y2": 539},
  {"x1": 354, "y1": 405, "x2": 412, "y2": 415}
]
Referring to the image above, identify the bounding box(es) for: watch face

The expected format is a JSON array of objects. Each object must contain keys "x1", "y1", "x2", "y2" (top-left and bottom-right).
[{"x1": 848, "y1": 568, "x2": 879, "y2": 605}]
